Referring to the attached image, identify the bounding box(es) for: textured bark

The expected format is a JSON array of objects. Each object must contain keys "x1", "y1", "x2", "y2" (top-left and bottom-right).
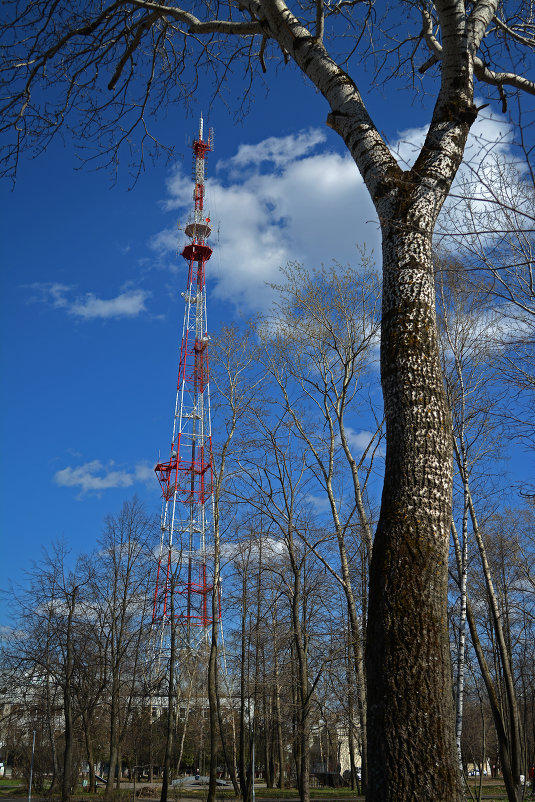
[
  {"x1": 249, "y1": 32, "x2": 474, "y2": 785},
  {"x1": 366, "y1": 202, "x2": 460, "y2": 799}
]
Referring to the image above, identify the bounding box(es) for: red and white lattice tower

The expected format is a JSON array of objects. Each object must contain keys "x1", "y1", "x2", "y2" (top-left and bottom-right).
[{"x1": 152, "y1": 116, "x2": 218, "y2": 649}]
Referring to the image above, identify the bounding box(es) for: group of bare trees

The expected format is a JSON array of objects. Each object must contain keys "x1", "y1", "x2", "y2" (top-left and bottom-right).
[
  {"x1": 211, "y1": 250, "x2": 535, "y2": 802},
  {"x1": 2, "y1": 249, "x2": 534, "y2": 802},
  {"x1": 0, "y1": 502, "x2": 156, "y2": 801}
]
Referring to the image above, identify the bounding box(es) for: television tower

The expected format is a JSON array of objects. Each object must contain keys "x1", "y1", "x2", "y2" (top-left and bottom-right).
[{"x1": 152, "y1": 116, "x2": 218, "y2": 649}]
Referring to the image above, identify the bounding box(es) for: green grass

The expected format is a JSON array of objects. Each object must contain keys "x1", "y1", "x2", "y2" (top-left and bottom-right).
[
  {"x1": 0, "y1": 779, "x2": 25, "y2": 798},
  {"x1": 169, "y1": 790, "x2": 364, "y2": 800},
  {"x1": 0, "y1": 776, "x2": 520, "y2": 802}
]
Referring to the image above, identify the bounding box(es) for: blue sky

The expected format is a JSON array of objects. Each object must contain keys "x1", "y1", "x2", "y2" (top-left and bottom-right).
[{"x1": 0, "y1": 57, "x2": 529, "y2": 625}]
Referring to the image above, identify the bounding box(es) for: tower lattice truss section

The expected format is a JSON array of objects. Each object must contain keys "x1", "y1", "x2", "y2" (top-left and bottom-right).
[{"x1": 152, "y1": 117, "x2": 219, "y2": 637}]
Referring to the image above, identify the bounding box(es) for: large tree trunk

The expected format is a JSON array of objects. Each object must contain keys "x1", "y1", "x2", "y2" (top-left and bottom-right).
[
  {"x1": 365, "y1": 206, "x2": 461, "y2": 801},
  {"x1": 251, "y1": 4, "x2": 488, "y2": 799}
]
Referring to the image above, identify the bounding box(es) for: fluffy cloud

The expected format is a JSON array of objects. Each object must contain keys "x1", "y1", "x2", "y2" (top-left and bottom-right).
[
  {"x1": 152, "y1": 112, "x2": 519, "y2": 312},
  {"x1": 54, "y1": 460, "x2": 154, "y2": 494},
  {"x1": 222, "y1": 129, "x2": 328, "y2": 171},
  {"x1": 344, "y1": 427, "x2": 382, "y2": 454},
  {"x1": 219, "y1": 534, "x2": 287, "y2": 565},
  {"x1": 26, "y1": 284, "x2": 150, "y2": 319},
  {"x1": 69, "y1": 289, "x2": 149, "y2": 319},
  {"x1": 152, "y1": 128, "x2": 379, "y2": 310}
]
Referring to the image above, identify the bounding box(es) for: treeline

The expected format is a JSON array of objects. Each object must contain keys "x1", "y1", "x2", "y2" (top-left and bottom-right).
[{"x1": 1, "y1": 256, "x2": 534, "y2": 802}]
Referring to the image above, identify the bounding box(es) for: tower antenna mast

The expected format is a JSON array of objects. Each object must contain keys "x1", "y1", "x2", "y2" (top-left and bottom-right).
[{"x1": 152, "y1": 115, "x2": 218, "y2": 649}]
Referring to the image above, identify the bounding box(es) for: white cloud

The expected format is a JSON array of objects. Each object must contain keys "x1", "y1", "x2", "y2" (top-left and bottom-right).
[
  {"x1": 344, "y1": 427, "x2": 379, "y2": 454},
  {"x1": 26, "y1": 283, "x2": 150, "y2": 319},
  {"x1": 26, "y1": 282, "x2": 72, "y2": 308},
  {"x1": 219, "y1": 535, "x2": 287, "y2": 564},
  {"x1": 305, "y1": 493, "x2": 332, "y2": 514},
  {"x1": 221, "y1": 129, "x2": 327, "y2": 171},
  {"x1": 151, "y1": 110, "x2": 520, "y2": 312},
  {"x1": 54, "y1": 460, "x2": 154, "y2": 494},
  {"x1": 69, "y1": 288, "x2": 149, "y2": 319},
  {"x1": 154, "y1": 133, "x2": 378, "y2": 310}
]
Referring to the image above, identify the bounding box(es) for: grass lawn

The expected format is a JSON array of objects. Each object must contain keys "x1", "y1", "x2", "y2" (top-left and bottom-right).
[{"x1": 0, "y1": 775, "x2": 523, "y2": 801}]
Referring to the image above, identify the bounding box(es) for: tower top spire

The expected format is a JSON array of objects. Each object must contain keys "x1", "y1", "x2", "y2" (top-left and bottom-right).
[{"x1": 184, "y1": 113, "x2": 213, "y2": 245}]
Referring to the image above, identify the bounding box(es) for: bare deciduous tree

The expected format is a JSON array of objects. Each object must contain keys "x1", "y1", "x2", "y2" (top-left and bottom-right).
[
  {"x1": 256, "y1": 259, "x2": 382, "y2": 791},
  {"x1": 95, "y1": 498, "x2": 155, "y2": 799},
  {"x1": 3, "y1": 1, "x2": 535, "y2": 797}
]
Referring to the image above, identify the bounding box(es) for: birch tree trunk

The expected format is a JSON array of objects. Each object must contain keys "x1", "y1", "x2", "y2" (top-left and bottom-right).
[
  {"x1": 365, "y1": 205, "x2": 459, "y2": 798},
  {"x1": 451, "y1": 518, "x2": 469, "y2": 776},
  {"x1": 254, "y1": 3, "x2": 493, "y2": 796},
  {"x1": 437, "y1": 272, "x2": 476, "y2": 779}
]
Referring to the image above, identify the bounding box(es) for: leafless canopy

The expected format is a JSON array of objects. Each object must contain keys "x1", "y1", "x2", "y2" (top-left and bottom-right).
[{"x1": 1, "y1": 0, "x2": 534, "y2": 180}]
